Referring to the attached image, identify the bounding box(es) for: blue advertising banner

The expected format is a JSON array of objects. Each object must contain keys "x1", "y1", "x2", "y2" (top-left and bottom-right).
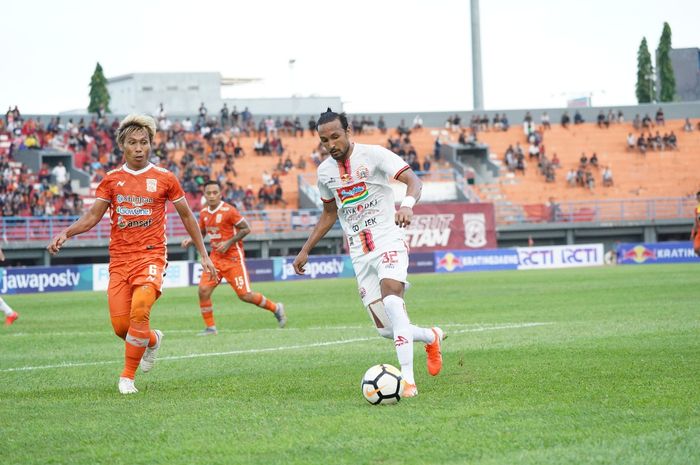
[
  {"x1": 273, "y1": 255, "x2": 355, "y2": 281},
  {"x1": 408, "y1": 252, "x2": 436, "y2": 274},
  {"x1": 190, "y1": 259, "x2": 275, "y2": 285},
  {"x1": 617, "y1": 241, "x2": 700, "y2": 265},
  {"x1": 1, "y1": 265, "x2": 93, "y2": 295},
  {"x1": 435, "y1": 249, "x2": 519, "y2": 273}
]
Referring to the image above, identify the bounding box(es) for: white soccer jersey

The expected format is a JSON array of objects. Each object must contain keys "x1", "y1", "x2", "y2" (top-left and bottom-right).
[{"x1": 317, "y1": 143, "x2": 410, "y2": 258}]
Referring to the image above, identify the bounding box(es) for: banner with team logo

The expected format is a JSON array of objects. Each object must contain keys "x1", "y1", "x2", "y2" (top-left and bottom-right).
[
  {"x1": 616, "y1": 241, "x2": 700, "y2": 265},
  {"x1": 404, "y1": 202, "x2": 496, "y2": 252}
]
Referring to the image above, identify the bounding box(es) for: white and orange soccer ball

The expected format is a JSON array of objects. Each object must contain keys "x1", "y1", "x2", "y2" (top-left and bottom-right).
[{"x1": 361, "y1": 364, "x2": 404, "y2": 405}]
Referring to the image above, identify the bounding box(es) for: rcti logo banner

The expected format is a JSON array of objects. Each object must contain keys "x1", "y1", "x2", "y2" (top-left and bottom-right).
[
  {"x1": 617, "y1": 241, "x2": 700, "y2": 265},
  {"x1": 516, "y1": 244, "x2": 604, "y2": 270},
  {"x1": 274, "y1": 255, "x2": 355, "y2": 281},
  {"x1": 1, "y1": 265, "x2": 93, "y2": 294},
  {"x1": 404, "y1": 202, "x2": 496, "y2": 252}
]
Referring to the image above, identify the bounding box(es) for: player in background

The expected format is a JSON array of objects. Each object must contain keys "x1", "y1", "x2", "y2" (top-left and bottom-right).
[
  {"x1": 691, "y1": 191, "x2": 700, "y2": 256},
  {"x1": 0, "y1": 247, "x2": 19, "y2": 326},
  {"x1": 47, "y1": 114, "x2": 216, "y2": 394},
  {"x1": 182, "y1": 180, "x2": 286, "y2": 335},
  {"x1": 292, "y1": 109, "x2": 445, "y2": 398}
]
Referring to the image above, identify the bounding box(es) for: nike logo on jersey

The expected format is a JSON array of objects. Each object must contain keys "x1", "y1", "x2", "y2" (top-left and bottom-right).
[{"x1": 117, "y1": 181, "x2": 126, "y2": 187}]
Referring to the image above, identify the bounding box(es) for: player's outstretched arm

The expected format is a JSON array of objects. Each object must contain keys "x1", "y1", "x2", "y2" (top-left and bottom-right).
[
  {"x1": 293, "y1": 201, "x2": 338, "y2": 275},
  {"x1": 174, "y1": 199, "x2": 217, "y2": 276},
  {"x1": 47, "y1": 200, "x2": 109, "y2": 255},
  {"x1": 395, "y1": 169, "x2": 423, "y2": 228}
]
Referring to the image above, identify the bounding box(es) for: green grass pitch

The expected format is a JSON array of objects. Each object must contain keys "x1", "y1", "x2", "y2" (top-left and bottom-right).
[{"x1": 1, "y1": 264, "x2": 698, "y2": 465}]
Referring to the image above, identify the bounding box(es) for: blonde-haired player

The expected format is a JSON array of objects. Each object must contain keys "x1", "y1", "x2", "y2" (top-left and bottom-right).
[{"x1": 48, "y1": 114, "x2": 216, "y2": 394}]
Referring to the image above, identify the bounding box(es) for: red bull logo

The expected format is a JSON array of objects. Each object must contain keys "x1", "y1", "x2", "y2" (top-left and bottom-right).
[
  {"x1": 437, "y1": 252, "x2": 460, "y2": 272},
  {"x1": 621, "y1": 245, "x2": 656, "y2": 263}
]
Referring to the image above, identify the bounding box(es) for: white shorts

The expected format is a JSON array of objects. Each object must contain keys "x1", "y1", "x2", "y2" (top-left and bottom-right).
[{"x1": 352, "y1": 240, "x2": 409, "y2": 306}]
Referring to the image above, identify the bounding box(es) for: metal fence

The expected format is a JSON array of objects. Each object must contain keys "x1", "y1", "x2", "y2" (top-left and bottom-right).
[
  {"x1": 1, "y1": 196, "x2": 694, "y2": 242},
  {"x1": 497, "y1": 197, "x2": 696, "y2": 224}
]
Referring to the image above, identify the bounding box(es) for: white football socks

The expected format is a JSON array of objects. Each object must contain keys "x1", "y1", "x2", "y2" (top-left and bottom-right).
[
  {"x1": 383, "y1": 295, "x2": 415, "y2": 385},
  {"x1": 0, "y1": 297, "x2": 14, "y2": 316}
]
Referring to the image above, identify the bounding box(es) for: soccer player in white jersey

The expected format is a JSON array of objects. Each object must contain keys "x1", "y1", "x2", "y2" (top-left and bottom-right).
[
  {"x1": 0, "y1": 247, "x2": 19, "y2": 326},
  {"x1": 292, "y1": 109, "x2": 445, "y2": 398}
]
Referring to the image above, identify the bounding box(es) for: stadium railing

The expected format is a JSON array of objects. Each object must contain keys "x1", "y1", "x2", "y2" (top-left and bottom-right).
[
  {"x1": 1, "y1": 196, "x2": 693, "y2": 242},
  {"x1": 498, "y1": 197, "x2": 695, "y2": 224}
]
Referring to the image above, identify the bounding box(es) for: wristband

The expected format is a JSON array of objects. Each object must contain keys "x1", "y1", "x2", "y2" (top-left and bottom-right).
[{"x1": 400, "y1": 196, "x2": 416, "y2": 209}]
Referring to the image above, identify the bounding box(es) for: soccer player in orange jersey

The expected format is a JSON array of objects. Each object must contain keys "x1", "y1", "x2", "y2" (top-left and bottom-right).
[
  {"x1": 0, "y1": 247, "x2": 19, "y2": 326},
  {"x1": 47, "y1": 114, "x2": 216, "y2": 394},
  {"x1": 691, "y1": 191, "x2": 700, "y2": 256},
  {"x1": 182, "y1": 181, "x2": 286, "y2": 334}
]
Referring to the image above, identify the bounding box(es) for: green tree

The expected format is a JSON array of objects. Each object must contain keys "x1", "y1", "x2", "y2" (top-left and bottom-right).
[
  {"x1": 636, "y1": 37, "x2": 654, "y2": 103},
  {"x1": 88, "y1": 62, "x2": 110, "y2": 114},
  {"x1": 656, "y1": 22, "x2": 676, "y2": 102}
]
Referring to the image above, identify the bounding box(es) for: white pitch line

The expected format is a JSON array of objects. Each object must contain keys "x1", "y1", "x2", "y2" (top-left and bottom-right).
[
  {"x1": 0, "y1": 322, "x2": 552, "y2": 373},
  {"x1": 4, "y1": 322, "x2": 546, "y2": 338}
]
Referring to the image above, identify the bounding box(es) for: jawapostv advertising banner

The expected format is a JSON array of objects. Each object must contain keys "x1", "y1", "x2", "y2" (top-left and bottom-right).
[{"x1": 404, "y1": 202, "x2": 496, "y2": 252}]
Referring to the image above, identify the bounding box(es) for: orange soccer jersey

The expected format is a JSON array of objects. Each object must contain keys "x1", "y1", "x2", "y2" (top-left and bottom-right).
[
  {"x1": 199, "y1": 201, "x2": 250, "y2": 294},
  {"x1": 95, "y1": 163, "x2": 185, "y2": 260},
  {"x1": 199, "y1": 201, "x2": 245, "y2": 263}
]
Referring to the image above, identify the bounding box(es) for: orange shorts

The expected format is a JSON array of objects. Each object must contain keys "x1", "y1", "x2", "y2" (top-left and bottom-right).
[
  {"x1": 200, "y1": 256, "x2": 251, "y2": 296},
  {"x1": 108, "y1": 256, "x2": 166, "y2": 317}
]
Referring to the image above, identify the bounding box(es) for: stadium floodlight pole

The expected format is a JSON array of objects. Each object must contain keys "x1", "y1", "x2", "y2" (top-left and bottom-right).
[{"x1": 470, "y1": 0, "x2": 484, "y2": 110}]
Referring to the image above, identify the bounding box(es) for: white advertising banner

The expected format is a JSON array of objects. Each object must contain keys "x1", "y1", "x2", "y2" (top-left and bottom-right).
[
  {"x1": 515, "y1": 244, "x2": 604, "y2": 270},
  {"x1": 92, "y1": 261, "x2": 190, "y2": 291}
]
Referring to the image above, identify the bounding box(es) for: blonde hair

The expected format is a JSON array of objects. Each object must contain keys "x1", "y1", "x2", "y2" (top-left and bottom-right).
[{"x1": 116, "y1": 114, "x2": 157, "y2": 147}]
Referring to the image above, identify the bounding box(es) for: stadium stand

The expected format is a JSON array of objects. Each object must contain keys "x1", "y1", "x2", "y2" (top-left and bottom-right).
[{"x1": 2, "y1": 106, "x2": 698, "y2": 227}]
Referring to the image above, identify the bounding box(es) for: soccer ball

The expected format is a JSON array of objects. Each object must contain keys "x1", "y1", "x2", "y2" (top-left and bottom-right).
[{"x1": 361, "y1": 364, "x2": 404, "y2": 405}]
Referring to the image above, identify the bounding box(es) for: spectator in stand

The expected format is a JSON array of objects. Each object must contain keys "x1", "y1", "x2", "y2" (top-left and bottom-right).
[
  {"x1": 585, "y1": 170, "x2": 595, "y2": 190},
  {"x1": 602, "y1": 166, "x2": 614, "y2": 187},
  {"x1": 579, "y1": 153, "x2": 588, "y2": 167},
  {"x1": 220, "y1": 104, "x2": 229, "y2": 127},
  {"x1": 551, "y1": 152, "x2": 560, "y2": 168},
  {"x1": 655, "y1": 108, "x2": 665, "y2": 126},
  {"x1": 683, "y1": 118, "x2": 693, "y2": 132},
  {"x1": 198, "y1": 103, "x2": 208, "y2": 126},
  {"x1": 500, "y1": 114, "x2": 510, "y2": 131},
  {"x1": 52, "y1": 161, "x2": 69, "y2": 187},
  {"x1": 637, "y1": 134, "x2": 647, "y2": 154},
  {"x1": 667, "y1": 131, "x2": 678, "y2": 150},
  {"x1": 617, "y1": 110, "x2": 624, "y2": 123},
  {"x1": 377, "y1": 116, "x2": 387, "y2": 134},
  {"x1": 541, "y1": 112, "x2": 551, "y2": 130},
  {"x1": 626, "y1": 133, "x2": 636, "y2": 151},
  {"x1": 642, "y1": 114, "x2": 652, "y2": 129},
  {"x1": 422, "y1": 156, "x2": 432, "y2": 173},
  {"x1": 412, "y1": 115, "x2": 423, "y2": 131},
  {"x1": 433, "y1": 137, "x2": 441, "y2": 161},
  {"x1": 397, "y1": 119, "x2": 411, "y2": 136},
  {"x1": 308, "y1": 115, "x2": 317, "y2": 135},
  {"x1": 633, "y1": 114, "x2": 642, "y2": 131},
  {"x1": 566, "y1": 168, "x2": 576, "y2": 187},
  {"x1": 589, "y1": 152, "x2": 599, "y2": 168},
  {"x1": 561, "y1": 111, "x2": 571, "y2": 128},
  {"x1": 597, "y1": 110, "x2": 609, "y2": 128},
  {"x1": 574, "y1": 110, "x2": 584, "y2": 125}
]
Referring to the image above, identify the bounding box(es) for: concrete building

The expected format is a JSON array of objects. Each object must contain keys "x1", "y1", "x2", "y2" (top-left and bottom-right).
[
  {"x1": 669, "y1": 48, "x2": 700, "y2": 102},
  {"x1": 106, "y1": 72, "x2": 341, "y2": 117}
]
